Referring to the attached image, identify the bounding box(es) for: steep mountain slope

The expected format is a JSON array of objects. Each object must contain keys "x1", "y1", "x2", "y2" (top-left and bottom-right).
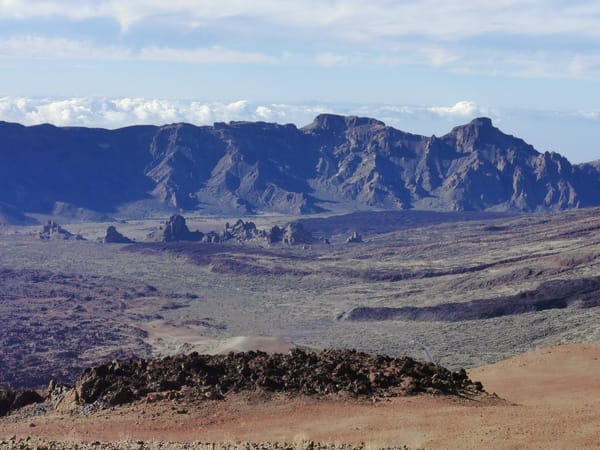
[
  {"x1": 0, "y1": 121, "x2": 156, "y2": 213},
  {"x1": 0, "y1": 115, "x2": 597, "y2": 216}
]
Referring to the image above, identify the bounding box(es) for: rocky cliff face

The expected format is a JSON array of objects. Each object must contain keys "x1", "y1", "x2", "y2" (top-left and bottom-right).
[{"x1": 0, "y1": 116, "x2": 597, "y2": 216}]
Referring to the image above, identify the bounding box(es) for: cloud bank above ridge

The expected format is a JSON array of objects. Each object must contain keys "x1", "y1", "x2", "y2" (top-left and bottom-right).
[
  {"x1": 2, "y1": 96, "x2": 597, "y2": 163},
  {"x1": 0, "y1": 97, "x2": 489, "y2": 129}
]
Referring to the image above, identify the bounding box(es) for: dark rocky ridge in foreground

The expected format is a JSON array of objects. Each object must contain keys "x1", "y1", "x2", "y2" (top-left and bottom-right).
[
  {"x1": 72, "y1": 349, "x2": 483, "y2": 408},
  {"x1": 0, "y1": 349, "x2": 484, "y2": 417},
  {"x1": 0, "y1": 115, "x2": 598, "y2": 218}
]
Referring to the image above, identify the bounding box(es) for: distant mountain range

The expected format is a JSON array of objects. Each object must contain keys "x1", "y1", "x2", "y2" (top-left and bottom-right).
[{"x1": 1, "y1": 114, "x2": 599, "y2": 221}]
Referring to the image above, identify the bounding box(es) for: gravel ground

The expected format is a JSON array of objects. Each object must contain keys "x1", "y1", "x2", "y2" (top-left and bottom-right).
[{"x1": 0, "y1": 438, "x2": 415, "y2": 450}]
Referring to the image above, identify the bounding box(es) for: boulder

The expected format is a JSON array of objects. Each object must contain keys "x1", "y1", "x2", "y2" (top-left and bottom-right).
[
  {"x1": 103, "y1": 225, "x2": 133, "y2": 244},
  {"x1": 163, "y1": 214, "x2": 203, "y2": 242}
]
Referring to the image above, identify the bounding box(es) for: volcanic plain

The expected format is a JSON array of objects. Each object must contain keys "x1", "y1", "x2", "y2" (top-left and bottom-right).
[{"x1": 1, "y1": 207, "x2": 599, "y2": 448}]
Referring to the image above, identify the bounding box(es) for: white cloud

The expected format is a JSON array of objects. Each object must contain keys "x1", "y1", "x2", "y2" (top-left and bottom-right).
[
  {"x1": 3, "y1": 0, "x2": 600, "y2": 39},
  {"x1": 579, "y1": 111, "x2": 600, "y2": 120},
  {"x1": 4, "y1": 34, "x2": 598, "y2": 80},
  {"x1": 424, "y1": 48, "x2": 461, "y2": 67},
  {"x1": 0, "y1": 97, "x2": 323, "y2": 127},
  {"x1": 428, "y1": 101, "x2": 479, "y2": 118},
  {"x1": 2, "y1": 2, "x2": 600, "y2": 79},
  {"x1": 0, "y1": 35, "x2": 131, "y2": 60},
  {"x1": 254, "y1": 106, "x2": 272, "y2": 120},
  {"x1": 0, "y1": 97, "x2": 490, "y2": 129},
  {"x1": 3, "y1": 95, "x2": 594, "y2": 163},
  {"x1": 315, "y1": 52, "x2": 357, "y2": 67},
  {"x1": 138, "y1": 46, "x2": 277, "y2": 64},
  {"x1": 450, "y1": 49, "x2": 600, "y2": 80},
  {"x1": 0, "y1": 35, "x2": 276, "y2": 64}
]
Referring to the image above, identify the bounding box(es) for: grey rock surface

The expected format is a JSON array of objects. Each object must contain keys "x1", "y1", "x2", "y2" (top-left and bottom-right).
[
  {"x1": 103, "y1": 225, "x2": 134, "y2": 244},
  {"x1": 1, "y1": 116, "x2": 598, "y2": 216}
]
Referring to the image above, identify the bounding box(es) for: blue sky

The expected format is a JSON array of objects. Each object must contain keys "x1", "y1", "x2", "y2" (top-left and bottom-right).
[{"x1": 0, "y1": 0, "x2": 599, "y2": 162}]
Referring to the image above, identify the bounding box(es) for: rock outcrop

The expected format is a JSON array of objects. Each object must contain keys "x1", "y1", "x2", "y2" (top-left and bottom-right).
[
  {"x1": 71, "y1": 349, "x2": 484, "y2": 408},
  {"x1": 103, "y1": 225, "x2": 134, "y2": 244},
  {"x1": 39, "y1": 220, "x2": 84, "y2": 241},
  {"x1": 0, "y1": 387, "x2": 44, "y2": 417},
  {"x1": 147, "y1": 215, "x2": 203, "y2": 242},
  {"x1": 221, "y1": 219, "x2": 268, "y2": 242},
  {"x1": 342, "y1": 275, "x2": 600, "y2": 322},
  {"x1": 281, "y1": 223, "x2": 317, "y2": 245},
  {"x1": 216, "y1": 220, "x2": 319, "y2": 246},
  {"x1": 144, "y1": 216, "x2": 320, "y2": 246}
]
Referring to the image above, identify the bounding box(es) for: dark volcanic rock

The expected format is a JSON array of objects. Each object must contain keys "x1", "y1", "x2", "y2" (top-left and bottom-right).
[
  {"x1": 342, "y1": 275, "x2": 600, "y2": 322},
  {"x1": 148, "y1": 214, "x2": 203, "y2": 242},
  {"x1": 103, "y1": 225, "x2": 134, "y2": 244},
  {"x1": 0, "y1": 387, "x2": 44, "y2": 417},
  {"x1": 39, "y1": 220, "x2": 84, "y2": 241},
  {"x1": 197, "y1": 219, "x2": 319, "y2": 246},
  {"x1": 164, "y1": 215, "x2": 203, "y2": 242},
  {"x1": 72, "y1": 349, "x2": 484, "y2": 408},
  {"x1": 1, "y1": 116, "x2": 599, "y2": 215},
  {"x1": 221, "y1": 219, "x2": 268, "y2": 242},
  {"x1": 282, "y1": 222, "x2": 317, "y2": 245}
]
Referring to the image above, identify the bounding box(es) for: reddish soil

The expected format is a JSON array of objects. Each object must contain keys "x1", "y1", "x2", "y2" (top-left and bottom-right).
[{"x1": 1, "y1": 344, "x2": 599, "y2": 449}]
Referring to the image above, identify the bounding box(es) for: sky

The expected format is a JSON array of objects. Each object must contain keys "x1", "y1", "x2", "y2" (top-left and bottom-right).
[{"x1": 0, "y1": 0, "x2": 599, "y2": 162}]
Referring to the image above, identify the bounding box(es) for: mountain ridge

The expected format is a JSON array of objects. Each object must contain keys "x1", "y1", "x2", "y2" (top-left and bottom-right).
[{"x1": 0, "y1": 115, "x2": 597, "y2": 219}]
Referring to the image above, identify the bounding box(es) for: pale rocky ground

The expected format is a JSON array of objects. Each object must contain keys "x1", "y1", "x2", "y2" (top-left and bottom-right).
[
  {"x1": 1, "y1": 209, "x2": 600, "y2": 448},
  {"x1": 0, "y1": 343, "x2": 598, "y2": 449},
  {"x1": 2, "y1": 208, "x2": 600, "y2": 385}
]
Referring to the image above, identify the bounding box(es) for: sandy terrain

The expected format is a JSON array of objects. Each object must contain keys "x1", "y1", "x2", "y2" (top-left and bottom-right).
[
  {"x1": 138, "y1": 320, "x2": 300, "y2": 356},
  {"x1": 1, "y1": 343, "x2": 598, "y2": 449}
]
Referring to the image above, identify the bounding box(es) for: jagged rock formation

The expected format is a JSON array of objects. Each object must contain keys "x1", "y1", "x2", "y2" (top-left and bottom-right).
[
  {"x1": 150, "y1": 218, "x2": 319, "y2": 246},
  {"x1": 71, "y1": 349, "x2": 483, "y2": 408},
  {"x1": 1, "y1": 116, "x2": 599, "y2": 216},
  {"x1": 221, "y1": 219, "x2": 269, "y2": 242},
  {"x1": 217, "y1": 220, "x2": 319, "y2": 245},
  {"x1": 39, "y1": 220, "x2": 84, "y2": 240},
  {"x1": 0, "y1": 387, "x2": 44, "y2": 417},
  {"x1": 103, "y1": 225, "x2": 134, "y2": 244},
  {"x1": 147, "y1": 214, "x2": 203, "y2": 242}
]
